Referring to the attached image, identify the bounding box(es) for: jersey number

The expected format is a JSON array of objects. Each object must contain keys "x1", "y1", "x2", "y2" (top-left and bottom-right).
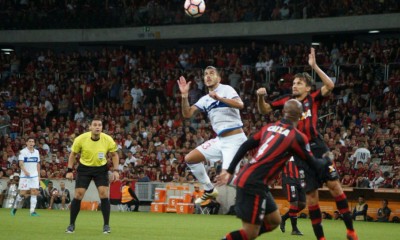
[{"x1": 255, "y1": 135, "x2": 274, "y2": 158}]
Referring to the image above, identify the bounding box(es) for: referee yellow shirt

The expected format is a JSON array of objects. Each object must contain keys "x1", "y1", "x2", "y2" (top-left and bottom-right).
[{"x1": 71, "y1": 132, "x2": 118, "y2": 167}]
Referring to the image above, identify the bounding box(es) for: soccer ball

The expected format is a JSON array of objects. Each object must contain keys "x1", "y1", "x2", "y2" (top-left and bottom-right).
[{"x1": 184, "y1": 0, "x2": 206, "y2": 18}]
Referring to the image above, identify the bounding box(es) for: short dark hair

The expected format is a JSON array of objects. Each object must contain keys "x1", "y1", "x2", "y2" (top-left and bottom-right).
[
  {"x1": 294, "y1": 72, "x2": 313, "y2": 86},
  {"x1": 204, "y1": 66, "x2": 220, "y2": 77},
  {"x1": 91, "y1": 117, "x2": 103, "y2": 123},
  {"x1": 26, "y1": 137, "x2": 36, "y2": 142}
]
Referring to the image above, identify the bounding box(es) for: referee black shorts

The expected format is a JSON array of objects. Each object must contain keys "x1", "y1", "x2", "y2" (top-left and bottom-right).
[
  {"x1": 75, "y1": 164, "x2": 109, "y2": 189},
  {"x1": 235, "y1": 187, "x2": 277, "y2": 225}
]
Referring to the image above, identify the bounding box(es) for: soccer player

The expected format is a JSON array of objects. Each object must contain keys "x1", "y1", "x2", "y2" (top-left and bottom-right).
[
  {"x1": 216, "y1": 99, "x2": 332, "y2": 240},
  {"x1": 256, "y1": 48, "x2": 358, "y2": 240},
  {"x1": 177, "y1": 66, "x2": 247, "y2": 204},
  {"x1": 11, "y1": 137, "x2": 40, "y2": 217},
  {"x1": 279, "y1": 158, "x2": 306, "y2": 235},
  {"x1": 65, "y1": 118, "x2": 119, "y2": 234}
]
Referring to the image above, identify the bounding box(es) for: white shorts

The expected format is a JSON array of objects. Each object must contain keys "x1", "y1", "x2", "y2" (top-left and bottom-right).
[
  {"x1": 18, "y1": 177, "x2": 40, "y2": 190},
  {"x1": 196, "y1": 132, "x2": 247, "y2": 170}
]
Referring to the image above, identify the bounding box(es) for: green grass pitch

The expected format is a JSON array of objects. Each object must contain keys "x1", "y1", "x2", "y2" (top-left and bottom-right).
[{"x1": 1, "y1": 208, "x2": 398, "y2": 240}]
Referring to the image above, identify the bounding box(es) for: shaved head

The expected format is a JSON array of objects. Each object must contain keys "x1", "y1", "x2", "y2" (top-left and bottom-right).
[{"x1": 283, "y1": 99, "x2": 303, "y2": 123}]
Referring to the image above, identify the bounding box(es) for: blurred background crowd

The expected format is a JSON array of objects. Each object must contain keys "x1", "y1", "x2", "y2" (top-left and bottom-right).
[
  {"x1": 0, "y1": 0, "x2": 399, "y2": 30},
  {"x1": 0, "y1": 0, "x2": 399, "y2": 191}
]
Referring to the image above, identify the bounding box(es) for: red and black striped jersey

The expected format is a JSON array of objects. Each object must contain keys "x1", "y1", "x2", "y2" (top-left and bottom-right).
[
  {"x1": 232, "y1": 119, "x2": 317, "y2": 191},
  {"x1": 271, "y1": 90, "x2": 324, "y2": 141}
]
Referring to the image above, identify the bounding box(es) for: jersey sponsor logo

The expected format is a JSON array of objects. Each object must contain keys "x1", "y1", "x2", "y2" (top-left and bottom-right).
[
  {"x1": 267, "y1": 126, "x2": 290, "y2": 136},
  {"x1": 204, "y1": 100, "x2": 228, "y2": 112},
  {"x1": 300, "y1": 109, "x2": 312, "y2": 120},
  {"x1": 24, "y1": 157, "x2": 39, "y2": 163}
]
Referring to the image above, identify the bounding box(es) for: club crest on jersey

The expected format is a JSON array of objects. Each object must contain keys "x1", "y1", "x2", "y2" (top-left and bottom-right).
[
  {"x1": 267, "y1": 125, "x2": 290, "y2": 136},
  {"x1": 300, "y1": 109, "x2": 312, "y2": 120}
]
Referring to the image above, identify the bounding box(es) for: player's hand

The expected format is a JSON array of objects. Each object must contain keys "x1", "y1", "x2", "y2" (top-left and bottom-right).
[
  {"x1": 177, "y1": 76, "x2": 191, "y2": 96},
  {"x1": 208, "y1": 91, "x2": 220, "y2": 101},
  {"x1": 66, "y1": 172, "x2": 73, "y2": 181},
  {"x1": 256, "y1": 88, "x2": 267, "y2": 97},
  {"x1": 215, "y1": 171, "x2": 232, "y2": 187},
  {"x1": 24, "y1": 171, "x2": 30, "y2": 177},
  {"x1": 111, "y1": 171, "x2": 119, "y2": 182},
  {"x1": 308, "y1": 47, "x2": 317, "y2": 68}
]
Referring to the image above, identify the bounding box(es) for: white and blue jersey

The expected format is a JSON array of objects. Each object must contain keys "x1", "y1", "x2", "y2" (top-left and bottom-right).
[
  {"x1": 194, "y1": 84, "x2": 243, "y2": 136},
  {"x1": 18, "y1": 147, "x2": 40, "y2": 178}
]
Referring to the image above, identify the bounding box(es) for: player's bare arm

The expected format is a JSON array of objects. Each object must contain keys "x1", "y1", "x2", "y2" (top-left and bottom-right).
[
  {"x1": 209, "y1": 91, "x2": 244, "y2": 109},
  {"x1": 308, "y1": 47, "x2": 334, "y2": 96},
  {"x1": 19, "y1": 160, "x2": 30, "y2": 177},
  {"x1": 178, "y1": 76, "x2": 198, "y2": 118},
  {"x1": 37, "y1": 163, "x2": 40, "y2": 181},
  {"x1": 257, "y1": 87, "x2": 272, "y2": 114},
  {"x1": 110, "y1": 151, "x2": 120, "y2": 181},
  {"x1": 66, "y1": 151, "x2": 77, "y2": 180}
]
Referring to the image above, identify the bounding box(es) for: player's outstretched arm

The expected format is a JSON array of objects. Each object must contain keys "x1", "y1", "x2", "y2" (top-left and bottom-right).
[
  {"x1": 178, "y1": 76, "x2": 198, "y2": 118},
  {"x1": 308, "y1": 47, "x2": 334, "y2": 96}
]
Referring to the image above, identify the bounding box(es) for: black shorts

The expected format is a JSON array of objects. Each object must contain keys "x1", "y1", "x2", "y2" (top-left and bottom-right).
[
  {"x1": 295, "y1": 137, "x2": 338, "y2": 193},
  {"x1": 235, "y1": 187, "x2": 277, "y2": 225},
  {"x1": 75, "y1": 164, "x2": 109, "y2": 189},
  {"x1": 282, "y1": 182, "x2": 306, "y2": 203}
]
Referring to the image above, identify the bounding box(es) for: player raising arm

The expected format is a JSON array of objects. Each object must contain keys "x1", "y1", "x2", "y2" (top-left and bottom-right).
[
  {"x1": 256, "y1": 48, "x2": 357, "y2": 240},
  {"x1": 216, "y1": 99, "x2": 333, "y2": 240},
  {"x1": 178, "y1": 66, "x2": 247, "y2": 204}
]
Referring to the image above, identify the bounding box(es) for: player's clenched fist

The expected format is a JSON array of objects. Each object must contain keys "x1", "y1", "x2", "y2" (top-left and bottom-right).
[{"x1": 256, "y1": 88, "x2": 267, "y2": 96}]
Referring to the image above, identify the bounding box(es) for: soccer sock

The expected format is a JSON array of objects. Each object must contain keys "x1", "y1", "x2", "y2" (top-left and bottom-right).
[
  {"x1": 335, "y1": 193, "x2": 354, "y2": 231},
  {"x1": 289, "y1": 206, "x2": 300, "y2": 231},
  {"x1": 187, "y1": 163, "x2": 214, "y2": 191},
  {"x1": 13, "y1": 194, "x2": 24, "y2": 209},
  {"x1": 309, "y1": 204, "x2": 324, "y2": 239},
  {"x1": 101, "y1": 198, "x2": 111, "y2": 226},
  {"x1": 225, "y1": 229, "x2": 248, "y2": 240},
  {"x1": 281, "y1": 211, "x2": 289, "y2": 222},
  {"x1": 258, "y1": 221, "x2": 273, "y2": 235},
  {"x1": 70, "y1": 198, "x2": 82, "y2": 225},
  {"x1": 30, "y1": 195, "x2": 37, "y2": 213}
]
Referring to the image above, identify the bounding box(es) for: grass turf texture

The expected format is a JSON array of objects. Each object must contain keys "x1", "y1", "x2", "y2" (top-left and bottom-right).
[{"x1": 1, "y1": 208, "x2": 398, "y2": 240}]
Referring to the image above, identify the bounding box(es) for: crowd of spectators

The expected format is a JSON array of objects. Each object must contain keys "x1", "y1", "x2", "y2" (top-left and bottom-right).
[
  {"x1": 0, "y1": 0, "x2": 399, "y2": 30},
  {"x1": 0, "y1": 36, "x2": 399, "y2": 190}
]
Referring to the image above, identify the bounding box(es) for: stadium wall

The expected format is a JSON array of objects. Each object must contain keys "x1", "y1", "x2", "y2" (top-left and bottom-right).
[
  {"x1": 1, "y1": 178, "x2": 399, "y2": 219},
  {"x1": 0, "y1": 14, "x2": 399, "y2": 43}
]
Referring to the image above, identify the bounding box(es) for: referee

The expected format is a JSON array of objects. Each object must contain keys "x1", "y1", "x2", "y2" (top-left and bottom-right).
[{"x1": 65, "y1": 118, "x2": 119, "y2": 234}]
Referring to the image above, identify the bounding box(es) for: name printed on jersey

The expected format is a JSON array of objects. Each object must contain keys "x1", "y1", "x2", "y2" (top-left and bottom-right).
[{"x1": 267, "y1": 125, "x2": 290, "y2": 136}]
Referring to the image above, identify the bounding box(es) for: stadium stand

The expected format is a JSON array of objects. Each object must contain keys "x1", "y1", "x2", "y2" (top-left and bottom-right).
[{"x1": 0, "y1": 0, "x2": 399, "y2": 220}]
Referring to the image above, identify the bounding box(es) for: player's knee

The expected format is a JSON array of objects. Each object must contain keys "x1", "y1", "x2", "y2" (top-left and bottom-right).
[
  {"x1": 270, "y1": 215, "x2": 281, "y2": 229},
  {"x1": 306, "y1": 191, "x2": 319, "y2": 206},
  {"x1": 74, "y1": 191, "x2": 85, "y2": 200},
  {"x1": 185, "y1": 149, "x2": 205, "y2": 164},
  {"x1": 327, "y1": 180, "x2": 343, "y2": 196}
]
